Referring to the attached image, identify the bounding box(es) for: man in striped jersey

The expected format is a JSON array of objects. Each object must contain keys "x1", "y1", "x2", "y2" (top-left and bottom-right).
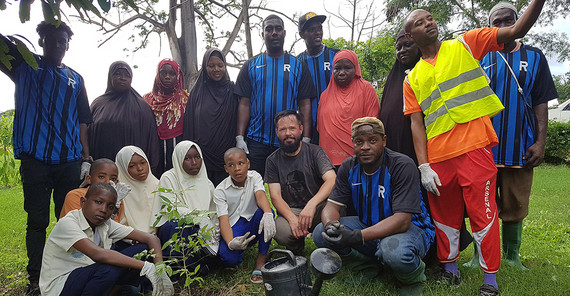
[
  {"x1": 466, "y1": 2, "x2": 557, "y2": 270},
  {"x1": 297, "y1": 12, "x2": 339, "y2": 144},
  {"x1": 0, "y1": 22, "x2": 92, "y2": 294},
  {"x1": 313, "y1": 117, "x2": 434, "y2": 294},
  {"x1": 235, "y1": 14, "x2": 315, "y2": 176}
]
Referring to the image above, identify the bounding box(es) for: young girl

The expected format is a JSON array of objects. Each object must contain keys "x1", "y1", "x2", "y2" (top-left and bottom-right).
[
  {"x1": 152, "y1": 141, "x2": 219, "y2": 271},
  {"x1": 115, "y1": 146, "x2": 159, "y2": 233}
]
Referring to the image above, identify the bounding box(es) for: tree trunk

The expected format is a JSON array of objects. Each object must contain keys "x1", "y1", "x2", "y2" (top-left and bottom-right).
[
  {"x1": 243, "y1": 0, "x2": 253, "y2": 59},
  {"x1": 180, "y1": 0, "x2": 199, "y2": 90}
]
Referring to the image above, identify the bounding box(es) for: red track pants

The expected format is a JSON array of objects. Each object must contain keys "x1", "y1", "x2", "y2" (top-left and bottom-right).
[{"x1": 429, "y1": 146, "x2": 501, "y2": 273}]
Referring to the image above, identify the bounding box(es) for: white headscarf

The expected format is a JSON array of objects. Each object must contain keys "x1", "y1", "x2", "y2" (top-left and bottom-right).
[
  {"x1": 116, "y1": 146, "x2": 159, "y2": 233},
  {"x1": 152, "y1": 140, "x2": 216, "y2": 227}
]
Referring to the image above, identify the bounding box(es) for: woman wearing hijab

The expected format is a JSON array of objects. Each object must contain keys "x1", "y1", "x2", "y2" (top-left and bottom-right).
[
  {"x1": 144, "y1": 59, "x2": 189, "y2": 175},
  {"x1": 183, "y1": 48, "x2": 238, "y2": 186},
  {"x1": 152, "y1": 141, "x2": 218, "y2": 273},
  {"x1": 116, "y1": 146, "x2": 159, "y2": 234},
  {"x1": 89, "y1": 61, "x2": 160, "y2": 175},
  {"x1": 379, "y1": 29, "x2": 422, "y2": 163},
  {"x1": 317, "y1": 49, "x2": 380, "y2": 166}
]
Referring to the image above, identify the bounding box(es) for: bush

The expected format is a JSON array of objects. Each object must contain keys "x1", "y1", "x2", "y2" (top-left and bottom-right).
[
  {"x1": 545, "y1": 120, "x2": 570, "y2": 164},
  {"x1": 0, "y1": 112, "x2": 19, "y2": 188}
]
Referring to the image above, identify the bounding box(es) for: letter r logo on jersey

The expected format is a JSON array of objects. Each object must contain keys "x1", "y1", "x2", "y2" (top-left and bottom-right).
[
  {"x1": 519, "y1": 61, "x2": 528, "y2": 72},
  {"x1": 324, "y1": 62, "x2": 331, "y2": 71},
  {"x1": 379, "y1": 185, "x2": 385, "y2": 199},
  {"x1": 68, "y1": 77, "x2": 76, "y2": 88},
  {"x1": 284, "y1": 64, "x2": 290, "y2": 72}
]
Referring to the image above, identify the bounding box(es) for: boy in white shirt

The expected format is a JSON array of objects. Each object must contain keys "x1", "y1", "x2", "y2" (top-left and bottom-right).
[
  {"x1": 214, "y1": 148, "x2": 276, "y2": 283},
  {"x1": 39, "y1": 183, "x2": 173, "y2": 296}
]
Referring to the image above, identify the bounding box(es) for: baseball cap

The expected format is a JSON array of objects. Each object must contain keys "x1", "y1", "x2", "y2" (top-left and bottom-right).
[
  {"x1": 298, "y1": 12, "x2": 327, "y2": 32},
  {"x1": 351, "y1": 117, "x2": 385, "y2": 137}
]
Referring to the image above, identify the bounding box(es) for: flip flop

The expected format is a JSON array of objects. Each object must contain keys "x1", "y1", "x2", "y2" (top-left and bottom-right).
[{"x1": 250, "y1": 268, "x2": 263, "y2": 284}]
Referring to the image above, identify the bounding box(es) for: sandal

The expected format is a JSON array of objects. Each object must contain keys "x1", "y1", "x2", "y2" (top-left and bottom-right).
[{"x1": 250, "y1": 268, "x2": 263, "y2": 284}]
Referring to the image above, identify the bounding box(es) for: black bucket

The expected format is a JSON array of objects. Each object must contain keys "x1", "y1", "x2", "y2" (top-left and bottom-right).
[{"x1": 261, "y1": 249, "x2": 312, "y2": 296}]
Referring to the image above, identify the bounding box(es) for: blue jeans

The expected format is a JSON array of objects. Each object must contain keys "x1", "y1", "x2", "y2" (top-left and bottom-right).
[
  {"x1": 313, "y1": 216, "x2": 428, "y2": 275},
  {"x1": 60, "y1": 243, "x2": 149, "y2": 296},
  {"x1": 218, "y1": 208, "x2": 273, "y2": 266}
]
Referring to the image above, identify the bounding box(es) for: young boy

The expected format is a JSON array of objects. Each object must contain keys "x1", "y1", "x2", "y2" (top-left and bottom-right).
[
  {"x1": 213, "y1": 148, "x2": 276, "y2": 283},
  {"x1": 40, "y1": 183, "x2": 173, "y2": 296},
  {"x1": 60, "y1": 158, "x2": 124, "y2": 222}
]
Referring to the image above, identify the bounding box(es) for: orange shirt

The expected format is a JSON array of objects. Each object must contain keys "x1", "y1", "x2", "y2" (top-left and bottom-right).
[
  {"x1": 403, "y1": 28, "x2": 504, "y2": 163},
  {"x1": 60, "y1": 187, "x2": 124, "y2": 223}
]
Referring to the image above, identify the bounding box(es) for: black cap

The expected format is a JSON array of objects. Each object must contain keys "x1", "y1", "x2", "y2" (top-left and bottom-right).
[{"x1": 298, "y1": 12, "x2": 326, "y2": 32}]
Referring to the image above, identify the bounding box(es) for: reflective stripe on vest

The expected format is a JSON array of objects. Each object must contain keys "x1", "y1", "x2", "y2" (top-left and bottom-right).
[{"x1": 407, "y1": 38, "x2": 504, "y2": 139}]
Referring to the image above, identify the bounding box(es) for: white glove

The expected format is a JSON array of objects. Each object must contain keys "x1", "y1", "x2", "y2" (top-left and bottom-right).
[
  {"x1": 418, "y1": 163, "x2": 441, "y2": 196},
  {"x1": 140, "y1": 261, "x2": 174, "y2": 296},
  {"x1": 258, "y1": 212, "x2": 276, "y2": 242},
  {"x1": 236, "y1": 135, "x2": 249, "y2": 154},
  {"x1": 80, "y1": 161, "x2": 91, "y2": 181},
  {"x1": 302, "y1": 137, "x2": 311, "y2": 143},
  {"x1": 228, "y1": 231, "x2": 256, "y2": 251},
  {"x1": 110, "y1": 182, "x2": 131, "y2": 208},
  {"x1": 211, "y1": 225, "x2": 221, "y2": 242}
]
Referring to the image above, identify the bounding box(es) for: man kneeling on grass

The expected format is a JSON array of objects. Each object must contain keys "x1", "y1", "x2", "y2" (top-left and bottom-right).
[
  {"x1": 39, "y1": 183, "x2": 173, "y2": 296},
  {"x1": 313, "y1": 117, "x2": 435, "y2": 295}
]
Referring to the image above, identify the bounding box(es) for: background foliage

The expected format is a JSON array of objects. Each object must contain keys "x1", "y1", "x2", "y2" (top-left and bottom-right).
[
  {"x1": 545, "y1": 120, "x2": 570, "y2": 164},
  {"x1": 0, "y1": 110, "x2": 19, "y2": 188}
]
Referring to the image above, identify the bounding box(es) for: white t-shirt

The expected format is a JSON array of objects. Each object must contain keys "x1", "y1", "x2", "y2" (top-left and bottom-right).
[
  {"x1": 213, "y1": 170, "x2": 265, "y2": 227},
  {"x1": 39, "y1": 209, "x2": 134, "y2": 296}
]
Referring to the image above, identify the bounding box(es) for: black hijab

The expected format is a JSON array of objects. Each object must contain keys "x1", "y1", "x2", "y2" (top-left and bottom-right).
[
  {"x1": 379, "y1": 30, "x2": 421, "y2": 164},
  {"x1": 183, "y1": 48, "x2": 238, "y2": 172},
  {"x1": 89, "y1": 61, "x2": 160, "y2": 175}
]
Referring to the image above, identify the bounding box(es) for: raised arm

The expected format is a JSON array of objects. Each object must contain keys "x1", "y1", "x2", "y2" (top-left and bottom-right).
[{"x1": 496, "y1": 0, "x2": 546, "y2": 44}]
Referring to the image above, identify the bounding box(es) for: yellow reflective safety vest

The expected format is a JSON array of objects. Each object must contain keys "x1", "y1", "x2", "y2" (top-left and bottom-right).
[{"x1": 407, "y1": 38, "x2": 504, "y2": 139}]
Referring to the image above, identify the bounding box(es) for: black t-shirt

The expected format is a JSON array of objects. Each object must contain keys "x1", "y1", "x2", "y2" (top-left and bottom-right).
[{"x1": 265, "y1": 142, "x2": 334, "y2": 208}]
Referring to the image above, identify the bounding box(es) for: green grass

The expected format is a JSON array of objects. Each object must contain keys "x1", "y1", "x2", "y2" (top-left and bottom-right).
[{"x1": 1, "y1": 165, "x2": 569, "y2": 295}]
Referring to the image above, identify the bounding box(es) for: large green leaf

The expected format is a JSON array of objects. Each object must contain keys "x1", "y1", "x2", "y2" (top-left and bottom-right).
[
  {"x1": 18, "y1": 0, "x2": 33, "y2": 23},
  {"x1": 12, "y1": 38, "x2": 38, "y2": 70},
  {"x1": 0, "y1": 38, "x2": 15, "y2": 71},
  {"x1": 0, "y1": 0, "x2": 7, "y2": 10},
  {"x1": 97, "y1": 0, "x2": 111, "y2": 12},
  {"x1": 41, "y1": 0, "x2": 60, "y2": 24}
]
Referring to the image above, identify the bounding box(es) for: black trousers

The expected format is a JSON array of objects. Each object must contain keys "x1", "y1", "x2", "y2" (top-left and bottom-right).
[{"x1": 20, "y1": 155, "x2": 81, "y2": 283}]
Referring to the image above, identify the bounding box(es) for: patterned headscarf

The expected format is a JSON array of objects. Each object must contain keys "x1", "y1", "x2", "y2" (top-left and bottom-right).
[{"x1": 143, "y1": 59, "x2": 189, "y2": 140}]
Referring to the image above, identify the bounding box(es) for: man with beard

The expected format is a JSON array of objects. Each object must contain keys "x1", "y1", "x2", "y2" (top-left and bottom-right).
[
  {"x1": 312, "y1": 117, "x2": 434, "y2": 295},
  {"x1": 265, "y1": 110, "x2": 336, "y2": 255},
  {"x1": 297, "y1": 12, "x2": 339, "y2": 144},
  {"x1": 235, "y1": 14, "x2": 315, "y2": 176}
]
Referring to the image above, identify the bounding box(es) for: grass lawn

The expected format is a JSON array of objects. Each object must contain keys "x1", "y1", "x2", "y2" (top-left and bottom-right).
[{"x1": 0, "y1": 165, "x2": 568, "y2": 295}]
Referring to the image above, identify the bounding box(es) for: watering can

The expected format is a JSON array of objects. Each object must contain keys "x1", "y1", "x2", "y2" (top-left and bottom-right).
[{"x1": 261, "y1": 248, "x2": 342, "y2": 296}]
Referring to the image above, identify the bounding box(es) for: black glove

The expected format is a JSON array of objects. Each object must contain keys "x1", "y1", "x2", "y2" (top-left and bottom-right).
[
  {"x1": 324, "y1": 220, "x2": 341, "y2": 237},
  {"x1": 322, "y1": 224, "x2": 363, "y2": 250}
]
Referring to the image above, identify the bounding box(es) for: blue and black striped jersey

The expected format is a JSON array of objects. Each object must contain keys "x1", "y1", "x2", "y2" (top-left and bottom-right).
[
  {"x1": 481, "y1": 45, "x2": 557, "y2": 166},
  {"x1": 329, "y1": 149, "x2": 435, "y2": 247},
  {"x1": 235, "y1": 52, "x2": 316, "y2": 147},
  {"x1": 11, "y1": 55, "x2": 92, "y2": 164},
  {"x1": 297, "y1": 46, "x2": 339, "y2": 130}
]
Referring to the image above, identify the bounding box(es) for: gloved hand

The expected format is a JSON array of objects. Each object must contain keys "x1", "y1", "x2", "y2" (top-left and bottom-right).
[
  {"x1": 324, "y1": 220, "x2": 341, "y2": 238},
  {"x1": 235, "y1": 135, "x2": 249, "y2": 154},
  {"x1": 211, "y1": 225, "x2": 221, "y2": 241},
  {"x1": 322, "y1": 224, "x2": 363, "y2": 250},
  {"x1": 228, "y1": 231, "x2": 256, "y2": 251},
  {"x1": 140, "y1": 261, "x2": 174, "y2": 296},
  {"x1": 302, "y1": 137, "x2": 311, "y2": 143},
  {"x1": 110, "y1": 182, "x2": 131, "y2": 208},
  {"x1": 418, "y1": 163, "x2": 441, "y2": 196},
  {"x1": 258, "y1": 212, "x2": 276, "y2": 242},
  {"x1": 80, "y1": 161, "x2": 91, "y2": 182}
]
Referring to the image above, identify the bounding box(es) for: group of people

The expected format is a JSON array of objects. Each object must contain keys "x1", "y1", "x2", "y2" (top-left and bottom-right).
[{"x1": 0, "y1": 0, "x2": 558, "y2": 295}]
